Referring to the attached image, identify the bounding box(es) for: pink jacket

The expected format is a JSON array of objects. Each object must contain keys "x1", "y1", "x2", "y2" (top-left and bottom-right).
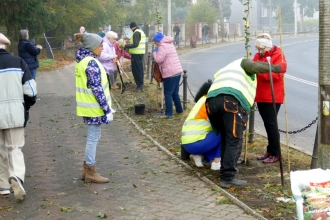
[
  {"x1": 98, "y1": 37, "x2": 116, "y2": 73},
  {"x1": 152, "y1": 36, "x2": 183, "y2": 78},
  {"x1": 114, "y1": 41, "x2": 131, "y2": 60}
]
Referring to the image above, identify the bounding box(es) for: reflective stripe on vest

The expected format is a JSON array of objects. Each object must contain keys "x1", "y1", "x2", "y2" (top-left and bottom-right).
[
  {"x1": 75, "y1": 56, "x2": 111, "y2": 117},
  {"x1": 181, "y1": 96, "x2": 212, "y2": 144},
  {"x1": 129, "y1": 29, "x2": 146, "y2": 54},
  {"x1": 208, "y1": 59, "x2": 256, "y2": 106}
]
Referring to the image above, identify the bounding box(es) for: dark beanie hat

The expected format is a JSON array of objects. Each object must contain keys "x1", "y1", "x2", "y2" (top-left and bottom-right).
[
  {"x1": 130, "y1": 22, "x2": 137, "y2": 28},
  {"x1": 153, "y1": 32, "x2": 164, "y2": 42}
]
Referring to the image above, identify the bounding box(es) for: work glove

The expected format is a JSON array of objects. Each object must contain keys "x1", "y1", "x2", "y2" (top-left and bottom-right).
[
  {"x1": 153, "y1": 47, "x2": 158, "y2": 52},
  {"x1": 109, "y1": 55, "x2": 117, "y2": 59},
  {"x1": 36, "y1": 45, "x2": 42, "y2": 50},
  {"x1": 106, "y1": 112, "x2": 113, "y2": 123},
  {"x1": 241, "y1": 59, "x2": 282, "y2": 74}
]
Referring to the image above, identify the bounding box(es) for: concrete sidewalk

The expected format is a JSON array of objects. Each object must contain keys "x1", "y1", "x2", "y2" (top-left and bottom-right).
[{"x1": 0, "y1": 63, "x2": 265, "y2": 219}]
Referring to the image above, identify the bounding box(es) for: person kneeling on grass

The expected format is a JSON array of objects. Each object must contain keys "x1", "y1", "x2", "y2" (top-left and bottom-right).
[{"x1": 181, "y1": 81, "x2": 221, "y2": 170}]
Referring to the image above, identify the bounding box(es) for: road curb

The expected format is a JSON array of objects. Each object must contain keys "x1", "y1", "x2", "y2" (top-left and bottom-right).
[{"x1": 112, "y1": 95, "x2": 268, "y2": 220}]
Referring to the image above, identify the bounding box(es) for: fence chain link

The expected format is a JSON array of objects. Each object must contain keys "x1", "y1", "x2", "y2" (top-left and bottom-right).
[{"x1": 279, "y1": 117, "x2": 318, "y2": 134}]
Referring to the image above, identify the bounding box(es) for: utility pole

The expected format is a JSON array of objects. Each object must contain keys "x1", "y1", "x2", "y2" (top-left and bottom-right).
[
  {"x1": 218, "y1": 0, "x2": 224, "y2": 41},
  {"x1": 168, "y1": 0, "x2": 171, "y2": 36},
  {"x1": 294, "y1": 0, "x2": 297, "y2": 35}
]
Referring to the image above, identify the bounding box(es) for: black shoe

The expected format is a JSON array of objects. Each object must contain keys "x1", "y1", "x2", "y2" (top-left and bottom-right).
[
  {"x1": 220, "y1": 179, "x2": 247, "y2": 188},
  {"x1": 133, "y1": 86, "x2": 143, "y2": 92}
]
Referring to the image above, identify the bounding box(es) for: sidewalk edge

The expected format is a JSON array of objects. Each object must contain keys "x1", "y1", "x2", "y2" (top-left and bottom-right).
[{"x1": 112, "y1": 96, "x2": 268, "y2": 220}]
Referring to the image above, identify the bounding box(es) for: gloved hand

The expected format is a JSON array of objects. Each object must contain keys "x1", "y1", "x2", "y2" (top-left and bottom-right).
[
  {"x1": 153, "y1": 47, "x2": 158, "y2": 52},
  {"x1": 271, "y1": 64, "x2": 282, "y2": 73},
  {"x1": 106, "y1": 112, "x2": 113, "y2": 123},
  {"x1": 36, "y1": 45, "x2": 42, "y2": 50},
  {"x1": 109, "y1": 55, "x2": 117, "y2": 59},
  {"x1": 110, "y1": 107, "x2": 116, "y2": 113}
]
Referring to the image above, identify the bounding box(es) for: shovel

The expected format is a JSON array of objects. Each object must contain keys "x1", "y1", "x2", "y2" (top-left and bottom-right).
[
  {"x1": 266, "y1": 56, "x2": 284, "y2": 186},
  {"x1": 114, "y1": 59, "x2": 126, "y2": 94}
]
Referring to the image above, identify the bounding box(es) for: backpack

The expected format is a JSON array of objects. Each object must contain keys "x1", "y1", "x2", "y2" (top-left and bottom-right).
[{"x1": 153, "y1": 63, "x2": 163, "y2": 83}]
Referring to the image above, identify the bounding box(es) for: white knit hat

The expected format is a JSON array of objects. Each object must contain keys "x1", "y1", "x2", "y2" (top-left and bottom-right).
[{"x1": 0, "y1": 33, "x2": 11, "y2": 46}]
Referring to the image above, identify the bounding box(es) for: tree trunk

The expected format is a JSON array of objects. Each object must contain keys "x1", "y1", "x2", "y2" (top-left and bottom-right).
[{"x1": 318, "y1": 0, "x2": 330, "y2": 169}]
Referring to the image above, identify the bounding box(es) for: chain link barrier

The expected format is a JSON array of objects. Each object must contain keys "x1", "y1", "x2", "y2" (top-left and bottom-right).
[{"x1": 278, "y1": 117, "x2": 318, "y2": 134}]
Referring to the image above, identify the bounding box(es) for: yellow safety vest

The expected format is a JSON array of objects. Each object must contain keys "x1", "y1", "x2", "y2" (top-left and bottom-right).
[
  {"x1": 129, "y1": 29, "x2": 146, "y2": 54},
  {"x1": 181, "y1": 97, "x2": 212, "y2": 145},
  {"x1": 75, "y1": 56, "x2": 111, "y2": 117},
  {"x1": 208, "y1": 59, "x2": 257, "y2": 107}
]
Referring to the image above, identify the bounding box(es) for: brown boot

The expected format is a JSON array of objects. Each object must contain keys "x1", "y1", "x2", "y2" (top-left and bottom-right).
[
  {"x1": 85, "y1": 165, "x2": 109, "y2": 183},
  {"x1": 81, "y1": 161, "x2": 88, "y2": 180}
]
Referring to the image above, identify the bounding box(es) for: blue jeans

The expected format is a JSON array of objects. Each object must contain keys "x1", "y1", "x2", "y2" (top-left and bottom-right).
[
  {"x1": 205, "y1": 34, "x2": 209, "y2": 42},
  {"x1": 174, "y1": 35, "x2": 179, "y2": 45},
  {"x1": 84, "y1": 124, "x2": 101, "y2": 166},
  {"x1": 183, "y1": 131, "x2": 221, "y2": 162},
  {"x1": 30, "y1": 69, "x2": 37, "y2": 80},
  {"x1": 163, "y1": 75, "x2": 183, "y2": 116}
]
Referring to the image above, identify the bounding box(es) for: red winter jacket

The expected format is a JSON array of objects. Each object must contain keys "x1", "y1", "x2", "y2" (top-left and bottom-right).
[{"x1": 253, "y1": 46, "x2": 287, "y2": 103}]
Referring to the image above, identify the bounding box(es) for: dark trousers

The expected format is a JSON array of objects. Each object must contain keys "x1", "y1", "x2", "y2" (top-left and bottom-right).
[
  {"x1": 131, "y1": 54, "x2": 144, "y2": 87},
  {"x1": 257, "y1": 102, "x2": 281, "y2": 156},
  {"x1": 206, "y1": 95, "x2": 248, "y2": 181}
]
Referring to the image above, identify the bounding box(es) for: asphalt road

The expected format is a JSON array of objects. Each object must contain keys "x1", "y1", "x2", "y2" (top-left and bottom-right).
[{"x1": 179, "y1": 36, "x2": 319, "y2": 154}]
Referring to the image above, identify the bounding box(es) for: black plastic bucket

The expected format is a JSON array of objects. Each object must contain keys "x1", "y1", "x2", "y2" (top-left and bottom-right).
[{"x1": 134, "y1": 104, "x2": 145, "y2": 115}]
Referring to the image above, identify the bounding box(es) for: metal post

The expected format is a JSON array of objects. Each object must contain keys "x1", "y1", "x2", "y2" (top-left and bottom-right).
[
  {"x1": 248, "y1": 104, "x2": 255, "y2": 143},
  {"x1": 182, "y1": 70, "x2": 188, "y2": 110},
  {"x1": 310, "y1": 125, "x2": 319, "y2": 169},
  {"x1": 150, "y1": 59, "x2": 155, "y2": 84},
  {"x1": 146, "y1": 52, "x2": 151, "y2": 79}
]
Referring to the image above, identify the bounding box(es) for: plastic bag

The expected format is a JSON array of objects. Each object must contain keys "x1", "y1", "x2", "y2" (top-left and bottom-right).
[{"x1": 291, "y1": 169, "x2": 330, "y2": 220}]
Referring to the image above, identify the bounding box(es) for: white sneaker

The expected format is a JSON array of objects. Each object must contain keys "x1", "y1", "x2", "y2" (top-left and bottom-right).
[
  {"x1": 211, "y1": 161, "x2": 221, "y2": 170},
  {"x1": 189, "y1": 154, "x2": 204, "y2": 167},
  {"x1": 9, "y1": 176, "x2": 26, "y2": 200},
  {"x1": 0, "y1": 189, "x2": 10, "y2": 195}
]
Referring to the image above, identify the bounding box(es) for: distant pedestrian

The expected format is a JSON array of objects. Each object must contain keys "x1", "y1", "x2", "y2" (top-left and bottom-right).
[
  {"x1": 124, "y1": 22, "x2": 146, "y2": 92},
  {"x1": 172, "y1": 23, "x2": 180, "y2": 46},
  {"x1": 98, "y1": 31, "x2": 118, "y2": 90},
  {"x1": 18, "y1": 29, "x2": 42, "y2": 80},
  {"x1": 206, "y1": 58, "x2": 282, "y2": 188},
  {"x1": 253, "y1": 33, "x2": 287, "y2": 164},
  {"x1": 0, "y1": 33, "x2": 37, "y2": 200},
  {"x1": 202, "y1": 23, "x2": 210, "y2": 43},
  {"x1": 80, "y1": 26, "x2": 86, "y2": 34},
  {"x1": 97, "y1": 27, "x2": 105, "y2": 38},
  {"x1": 182, "y1": 81, "x2": 221, "y2": 170},
  {"x1": 152, "y1": 32, "x2": 183, "y2": 118},
  {"x1": 74, "y1": 32, "x2": 113, "y2": 183}
]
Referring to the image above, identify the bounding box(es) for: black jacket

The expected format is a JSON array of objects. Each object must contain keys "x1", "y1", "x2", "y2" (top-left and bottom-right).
[{"x1": 18, "y1": 40, "x2": 41, "y2": 70}]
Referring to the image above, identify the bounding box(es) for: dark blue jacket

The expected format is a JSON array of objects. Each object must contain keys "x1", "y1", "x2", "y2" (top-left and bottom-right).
[{"x1": 18, "y1": 40, "x2": 41, "y2": 70}]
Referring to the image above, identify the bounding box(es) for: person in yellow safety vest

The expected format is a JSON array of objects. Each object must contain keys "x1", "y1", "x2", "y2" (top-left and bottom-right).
[
  {"x1": 124, "y1": 22, "x2": 146, "y2": 92},
  {"x1": 74, "y1": 32, "x2": 114, "y2": 184},
  {"x1": 206, "y1": 58, "x2": 282, "y2": 189},
  {"x1": 182, "y1": 81, "x2": 222, "y2": 170}
]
